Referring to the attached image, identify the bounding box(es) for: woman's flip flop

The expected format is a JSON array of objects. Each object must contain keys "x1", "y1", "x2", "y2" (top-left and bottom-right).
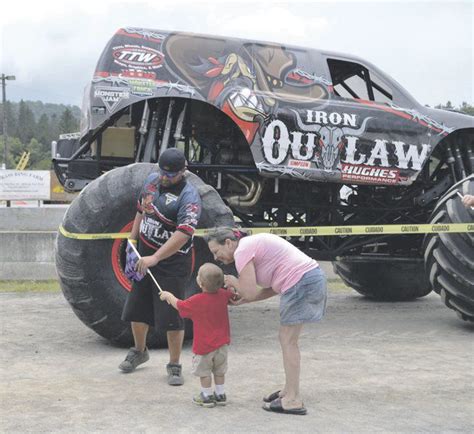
[
  {"x1": 263, "y1": 390, "x2": 281, "y2": 403},
  {"x1": 262, "y1": 397, "x2": 307, "y2": 415}
]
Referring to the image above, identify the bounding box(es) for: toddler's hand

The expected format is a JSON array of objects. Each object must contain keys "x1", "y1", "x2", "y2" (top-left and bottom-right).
[
  {"x1": 461, "y1": 194, "x2": 474, "y2": 209},
  {"x1": 160, "y1": 291, "x2": 172, "y2": 303},
  {"x1": 229, "y1": 296, "x2": 247, "y2": 306},
  {"x1": 224, "y1": 274, "x2": 238, "y2": 290}
]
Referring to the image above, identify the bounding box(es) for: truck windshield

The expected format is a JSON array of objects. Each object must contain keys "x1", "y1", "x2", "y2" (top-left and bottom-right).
[{"x1": 327, "y1": 58, "x2": 393, "y2": 104}]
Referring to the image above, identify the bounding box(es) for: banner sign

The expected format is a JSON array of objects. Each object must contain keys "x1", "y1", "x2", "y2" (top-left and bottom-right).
[{"x1": 0, "y1": 170, "x2": 51, "y2": 200}]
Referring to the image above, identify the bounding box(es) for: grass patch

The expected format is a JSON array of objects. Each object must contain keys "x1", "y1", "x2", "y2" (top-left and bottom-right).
[{"x1": 0, "y1": 280, "x2": 61, "y2": 293}]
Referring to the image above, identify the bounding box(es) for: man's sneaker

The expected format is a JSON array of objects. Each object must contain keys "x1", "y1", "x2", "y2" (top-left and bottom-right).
[
  {"x1": 193, "y1": 392, "x2": 216, "y2": 408},
  {"x1": 166, "y1": 363, "x2": 184, "y2": 386},
  {"x1": 118, "y1": 347, "x2": 149, "y2": 373},
  {"x1": 214, "y1": 392, "x2": 227, "y2": 406}
]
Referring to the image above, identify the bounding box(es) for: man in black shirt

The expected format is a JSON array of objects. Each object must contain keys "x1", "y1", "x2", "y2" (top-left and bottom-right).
[{"x1": 119, "y1": 148, "x2": 202, "y2": 386}]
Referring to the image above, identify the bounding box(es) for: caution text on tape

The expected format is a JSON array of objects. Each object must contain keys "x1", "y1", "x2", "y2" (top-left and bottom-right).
[{"x1": 56, "y1": 223, "x2": 474, "y2": 240}]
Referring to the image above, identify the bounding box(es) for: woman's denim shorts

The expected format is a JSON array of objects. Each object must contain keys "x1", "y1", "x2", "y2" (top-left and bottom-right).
[{"x1": 280, "y1": 267, "x2": 327, "y2": 325}]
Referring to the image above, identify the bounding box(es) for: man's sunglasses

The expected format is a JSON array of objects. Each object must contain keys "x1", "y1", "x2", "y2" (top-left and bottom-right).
[{"x1": 160, "y1": 169, "x2": 181, "y2": 178}]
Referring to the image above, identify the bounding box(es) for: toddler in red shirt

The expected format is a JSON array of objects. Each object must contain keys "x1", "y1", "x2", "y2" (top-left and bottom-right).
[{"x1": 160, "y1": 262, "x2": 234, "y2": 408}]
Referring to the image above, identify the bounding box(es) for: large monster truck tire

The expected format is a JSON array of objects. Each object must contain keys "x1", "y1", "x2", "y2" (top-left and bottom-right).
[
  {"x1": 424, "y1": 175, "x2": 474, "y2": 321},
  {"x1": 55, "y1": 163, "x2": 234, "y2": 347},
  {"x1": 332, "y1": 257, "x2": 431, "y2": 301}
]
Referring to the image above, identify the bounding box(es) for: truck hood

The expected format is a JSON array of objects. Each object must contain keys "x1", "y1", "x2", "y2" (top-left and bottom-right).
[{"x1": 418, "y1": 105, "x2": 474, "y2": 131}]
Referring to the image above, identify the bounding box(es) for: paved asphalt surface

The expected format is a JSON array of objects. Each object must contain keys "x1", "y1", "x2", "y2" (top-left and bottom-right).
[{"x1": 1, "y1": 288, "x2": 473, "y2": 433}]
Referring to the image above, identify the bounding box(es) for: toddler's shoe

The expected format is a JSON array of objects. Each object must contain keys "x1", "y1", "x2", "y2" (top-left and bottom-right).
[
  {"x1": 214, "y1": 392, "x2": 227, "y2": 406},
  {"x1": 193, "y1": 392, "x2": 216, "y2": 408}
]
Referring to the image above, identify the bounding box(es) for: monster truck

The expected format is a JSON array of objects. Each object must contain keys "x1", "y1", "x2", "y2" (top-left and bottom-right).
[{"x1": 53, "y1": 28, "x2": 473, "y2": 346}]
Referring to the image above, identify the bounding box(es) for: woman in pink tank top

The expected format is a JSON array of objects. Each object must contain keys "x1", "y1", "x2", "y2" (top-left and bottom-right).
[{"x1": 207, "y1": 227, "x2": 327, "y2": 415}]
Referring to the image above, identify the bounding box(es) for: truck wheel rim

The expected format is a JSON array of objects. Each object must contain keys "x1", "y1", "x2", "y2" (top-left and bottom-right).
[{"x1": 111, "y1": 221, "x2": 134, "y2": 292}]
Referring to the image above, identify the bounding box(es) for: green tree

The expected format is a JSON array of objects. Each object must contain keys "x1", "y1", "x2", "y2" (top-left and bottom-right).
[
  {"x1": 1, "y1": 135, "x2": 23, "y2": 169},
  {"x1": 435, "y1": 101, "x2": 473, "y2": 116},
  {"x1": 25, "y1": 138, "x2": 51, "y2": 169},
  {"x1": 16, "y1": 100, "x2": 36, "y2": 144},
  {"x1": 49, "y1": 113, "x2": 60, "y2": 144},
  {"x1": 458, "y1": 102, "x2": 474, "y2": 116},
  {"x1": 435, "y1": 101, "x2": 453, "y2": 110},
  {"x1": 58, "y1": 108, "x2": 79, "y2": 134},
  {"x1": 1, "y1": 101, "x2": 80, "y2": 169},
  {"x1": 36, "y1": 113, "x2": 51, "y2": 147},
  {"x1": 0, "y1": 101, "x2": 18, "y2": 137}
]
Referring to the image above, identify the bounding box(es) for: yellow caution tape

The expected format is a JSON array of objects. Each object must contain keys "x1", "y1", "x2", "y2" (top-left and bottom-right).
[
  {"x1": 58, "y1": 223, "x2": 474, "y2": 240},
  {"x1": 59, "y1": 225, "x2": 130, "y2": 240}
]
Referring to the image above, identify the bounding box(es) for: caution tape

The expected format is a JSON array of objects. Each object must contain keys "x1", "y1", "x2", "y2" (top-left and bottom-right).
[
  {"x1": 58, "y1": 223, "x2": 474, "y2": 241},
  {"x1": 59, "y1": 225, "x2": 129, "y2": 240}
]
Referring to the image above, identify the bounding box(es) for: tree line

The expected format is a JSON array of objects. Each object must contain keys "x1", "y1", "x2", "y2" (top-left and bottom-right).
[
  {"x1": 0, "y1": 100, "x2": 473, "y2": 170},
  {"x1": 435, "y1": 101, "x2": 474, "y2": 116},
  {"x1": 0, "y1": 100, "x2": 80, "y2": 170}
]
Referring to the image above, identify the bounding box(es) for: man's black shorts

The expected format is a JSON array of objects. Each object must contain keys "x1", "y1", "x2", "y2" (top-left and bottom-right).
[{"x1": 121, "y1": 242, "x2": 192, "y2": 331}]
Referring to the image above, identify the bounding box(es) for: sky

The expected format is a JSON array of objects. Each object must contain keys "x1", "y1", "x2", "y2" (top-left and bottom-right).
[{"x1": 0, "y1": 0, "x2": 472, "y2": 109}]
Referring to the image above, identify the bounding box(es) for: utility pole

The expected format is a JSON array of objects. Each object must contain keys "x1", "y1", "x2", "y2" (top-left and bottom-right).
[{"x1": 1, "y1": 73, "x2": 16, "y2": 170}]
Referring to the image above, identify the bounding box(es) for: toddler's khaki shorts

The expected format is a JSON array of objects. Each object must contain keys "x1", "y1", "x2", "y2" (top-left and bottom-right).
[{"x1": 191, "y1": 345, "x2": 228, "y2": 377}]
